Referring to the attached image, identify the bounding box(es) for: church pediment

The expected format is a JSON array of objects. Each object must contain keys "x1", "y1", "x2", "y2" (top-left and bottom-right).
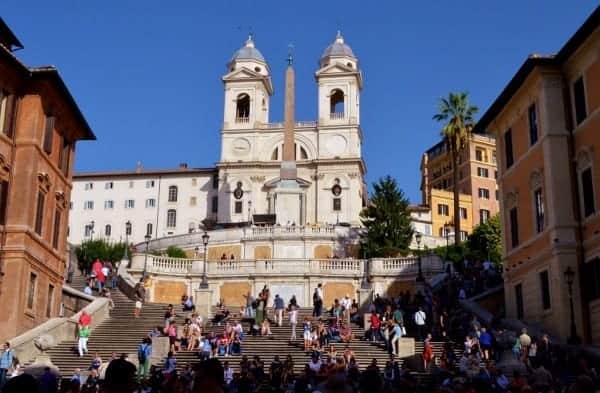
[
  {"x1": 315, "y1": 63, "x2": 362, "y2": 88},
  {"x1": 264, "y1": 176, "x2": 311, "y2": 188},
  {"x1": 222, "y1": 67, "x2": 274, "y2": 94}
]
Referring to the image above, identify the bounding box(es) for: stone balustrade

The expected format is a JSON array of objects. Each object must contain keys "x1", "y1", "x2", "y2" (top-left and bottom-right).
[
  {"x1": 130, "y1": 253, "x2": 443, "y2": 278},
  {"x1": 243, "y1": 225, "x2": 337, "y2": 240}
]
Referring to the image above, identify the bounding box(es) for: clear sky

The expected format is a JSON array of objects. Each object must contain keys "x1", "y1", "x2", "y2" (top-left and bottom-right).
[{"x1": 2, "y1": 1, "x2": 596, "y2": 202}]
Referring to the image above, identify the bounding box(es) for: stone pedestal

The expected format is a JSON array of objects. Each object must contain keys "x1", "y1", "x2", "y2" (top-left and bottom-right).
[
  {"x1": 273, "y1": 182, "x2": 304, "y2": 225},
  {"x1": 194, "y1": 288, "x2": 214, "y2": 319},
  {"x1": 151, "y1": 337, "x2": 170, "y2": 365},
  {"x1": 396, "y1": 338, "x2": 415, "y2": 358},
  {"x1": 357, "y1": 288, "x2": 372, "y2": 310}
]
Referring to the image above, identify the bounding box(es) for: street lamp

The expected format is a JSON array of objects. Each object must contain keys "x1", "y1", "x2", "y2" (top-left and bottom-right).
[
  {"x1": 123, "y1": 220, "x2": 131, "y2": 261},
  {"x1": 248, "y1": 200, "x2": 253, "y2": 226},
  {"x1": 564, "y1": 266, "x2": 581, "y2": 344},
  {"x1": 415, "y1": 232, "x2": 424, "y2": 282},
  {"x1": 142, "y1": 234, "x2": 151, "y2": 279},
  {"x1": 200, "y1": 231, "x2": 210, "y2": 288}
]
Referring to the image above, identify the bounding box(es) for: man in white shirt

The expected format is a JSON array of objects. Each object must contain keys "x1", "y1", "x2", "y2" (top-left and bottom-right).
[
  {"x1": 84, "y1": 284, "x2": 93, "y2": 296},
  {"x1": 223, "y1": 361, "x2": 234, "y2": 387},
  {"x1": 414, "y1": 307, "x2": 427, "y2": 340}
]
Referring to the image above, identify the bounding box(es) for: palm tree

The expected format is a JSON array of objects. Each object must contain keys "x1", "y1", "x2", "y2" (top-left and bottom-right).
[{"x1": 433, "y1": 92, "x2": 478, "y2": 246}]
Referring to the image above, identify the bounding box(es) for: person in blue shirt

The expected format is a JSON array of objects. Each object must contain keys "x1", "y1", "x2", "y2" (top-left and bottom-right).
[
  {"x1": 137, "y1": 338, "x2": 152, "y2": 381},
  {"x1": 479, "y1": 327, "x2": 493, "y2": 361},
  {"x1": 163, "y1": 351, "x2": 177, "y2": 375},
  {"x1": 390, "y1": 322, "x2": 403, "y2": 356},
  {"x1": 0, "y1": 342, "x2": 13, "y2": 389}
]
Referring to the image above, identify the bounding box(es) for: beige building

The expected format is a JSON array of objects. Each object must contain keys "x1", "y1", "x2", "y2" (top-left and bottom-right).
[
  {"x1": 420, "y1": 133, "x2": 499, "y2": 239},
  {"x1": 474, "y1": 7, "x2": 599, "y2": 343}
]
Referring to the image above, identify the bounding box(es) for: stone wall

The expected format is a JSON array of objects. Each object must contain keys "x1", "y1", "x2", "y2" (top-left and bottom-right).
[
  {"x1": 220, "y1": 282, "x2": 251, "y2": 307},
  {"x1": 208, "y1": 245, "x2": 241, "y2": 260},
  {"x1": 323, "y1": 282, "x2": 355, "y2": 306},
  {"x1": 61, "y1": 285, "x2": 94, "y2": 317},
  {"x1": 154, "y1": 280, "x2": 187, "y2": 304},
  {"x1": 253, "y1": 246, "x2": 271, "y2": 259},
  {"x1": 314, "y1": 245, "x2": 332, "y2": 259}
]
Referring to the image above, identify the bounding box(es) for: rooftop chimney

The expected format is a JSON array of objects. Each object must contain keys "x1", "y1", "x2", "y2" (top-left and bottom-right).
[{"x1": 179, "y1": 163, "x2": 188, "y2": 169}]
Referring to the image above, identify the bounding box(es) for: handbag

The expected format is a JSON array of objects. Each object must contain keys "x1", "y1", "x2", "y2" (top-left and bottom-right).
[{"x1": 401, "y1": 326, "x2": 407, "y2": 336}]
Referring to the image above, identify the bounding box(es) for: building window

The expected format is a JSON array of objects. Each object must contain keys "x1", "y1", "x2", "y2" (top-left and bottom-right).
[
  {"x1": 27, "y1": 272, "x2": 37, "y2": 310},
  {"x1": 496, "y1": 190, "x2": 499, "y2": 200},
  {"x1": 35, "y1": 191, "x2": 45, "y2": 235},
  {"x1": 168, "y1": 186, "x2": 178, "y2": 202},
  {"x1": 190, "y1": 196, "x2": 197, "y2": 206},
  {"x1": 84, "y1": 182, "x2": 93, "y2": 190},
  {"x1": 145, "y1": 180, "x2": 155, "y2": 188},
  {"x1": 125, "y1": 199, "x2": 135, "y2": 209},
  {"x1": 528, "y1": 103, "x2": 538, "y2": 145},
  {"x1": 212, "y1": 174, "x2": 219, "y2": 189},
  {"x1": 234, "y1": 201, "x2": 243, "y2": 214},
  {"x1": 105, "y1": 182, "x2": 113, "y2": 189},
  {"x1": 539, "y1": 270, "x2": 551, "y2": 310},
  {"x1": 480, "y1": 209, "x2": 490, "y2": 224},
  {"x1": 510, "y1": 207, "x2": 519, "y2": 248},
  {"x1": 43, "y1": 115, "x2": 55, "y2": 155},
  {"x1": 583, "y1": 258, "x2": 600, "y2": 302},
  {"x1": 492, "y1": 150, "x2": 497, "y2": 164},
  {"x1": 104, "y1": 224, "x2": 111, "y2": 237},
  {"x1": 211, "y1": 196, "x2": 218, "y2": 213},
  {"x1": 475, "y1": 149, "x2": 484, "y2": 162},
  {"x1": 46, "y1": 284, "x2": 54, "y2": 318},
  {"x1": 0, "y1": 91, "x2": 14, "y2": 137},
  {"x1": 125, "y1": 221, "x2": 132, "y2": 235},
  {"x1": 330, "y1": 89, "x2": 345, "y2": 117},
  {"x1": 146, "y1": 223, "x2": 153, "y2": 236},
  {"x1": 333, "y1": 198, "x2": 342, "y2": 211},
  {"x1": 59, "y1": 139, "x2": 70, "y2": 176},
  {"x1": 478, "y1": 188, "x2": 490, "y2": 199},
  {"x1": 581, "y1": 168, "x2": 595, "y2": 217},
  {"x1": 145, "y1": 198, "x2": 156, "y2": 208},
  {"x1": 52, "y1": 210, "x2": 61, "y2": 249},
  {"x1": 69, "y1": 201, "x2": 73, "y2": 210},
  {"x1": 191, "y1": 178, "x2": 197, "y2": 187},
  {"x1": 0, "y1": 180, "x2": 8, "y2": 225},
  {"x1": 504, "y1": 129, "x2": 514, "y2": 169},
  {"x1": 167, "y1": 209, "x2": 177, "y2": 227},
  {"x1": 236, "y1": 93, "x2": 250, "y2": 121},
  {"x1": 84, "y1": 224, "x2": 93, "y2": 237},
  {"x1": 534, "y1": 188, "x2": 545, "y2": 233},
  {"x1": 437, "y1": 204, "x2": 449, "y2": 216},
  {"x1": 460, "y1": 231, "x2": 468, "y2": 241},
  {"x1": 459, "y1": 207, "x2": 468, "y2": 220},
  {"x1": 477, "y1": 167, "x2": 489, "y2": 178},
  {"x1": 573, "y1": 77, "x2": 587, "y2": 125},
  {"x1": 494, "y1": 170, "x2": 498, "y2": 179},
  {"x1": 104, "y1": 200, "x2": 114, "y2": 209},
  {"x1": 84, "y1": 201, "x2": 94, "y2": 210},
  {"x1": 515, "y1": 283, "x2": 524, "y2": 320}
]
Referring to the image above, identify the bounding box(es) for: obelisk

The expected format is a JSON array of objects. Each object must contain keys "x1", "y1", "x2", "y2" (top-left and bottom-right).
[
  {"x1": 272, "y1": 50, "x2": 304, "y2": 226},
  {"x1": 280, "y1": 53, "x2": 297, "y2": 183}
]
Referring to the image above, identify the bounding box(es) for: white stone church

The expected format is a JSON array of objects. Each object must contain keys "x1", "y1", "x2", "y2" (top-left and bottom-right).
[{"x1": 69, "y1": 33, "x2": 367, "y2": 247}]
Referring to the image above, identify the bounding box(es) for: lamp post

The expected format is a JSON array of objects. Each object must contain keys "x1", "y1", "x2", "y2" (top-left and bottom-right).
[
  {"x1": 200, "y1": 231, "x2": 210, "y2": 288},
  {"x1": 248, "y1": 200, "x2": 252, "y2": 226},
  {"x1": 415, "y1": 232, "x2": 424, "y2": 282},
  {"x1": 564, "y1": 267, "x2": 581, "y2": 345},
  {"x1": 142, "y1": 234, "x2": 151, "y2": 279},
  {"x1": 123, "y1": 220, "x2": 131, "y2": 261}
]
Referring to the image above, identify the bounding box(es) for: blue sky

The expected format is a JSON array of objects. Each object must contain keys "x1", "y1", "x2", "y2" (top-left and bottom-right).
[{"x1": 2, "y1": 1, "x2": 596, "y2": 203}]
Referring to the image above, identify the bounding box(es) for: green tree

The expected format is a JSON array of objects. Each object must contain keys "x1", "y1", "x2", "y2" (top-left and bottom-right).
[
  {"x1": 466, "y1": 214, "x2": 502, "y2": 265},
  {"x1": 360, "y1": 176, "x2": 414, "y2": 258},
  {"x1": 433, "y1": 92, "x2": 478, "y2": 245},
  {"x1": 166, "y1": 246, "x2": 187, "y2": 258},
  {"x1": 74, "y1": 239, "x2": 128, "y2": 272}
]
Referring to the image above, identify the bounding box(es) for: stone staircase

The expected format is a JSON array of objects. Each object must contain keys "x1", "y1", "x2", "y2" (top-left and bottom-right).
[{"x1": 24, "y1": 274, "x2": 459, "y2": 381}]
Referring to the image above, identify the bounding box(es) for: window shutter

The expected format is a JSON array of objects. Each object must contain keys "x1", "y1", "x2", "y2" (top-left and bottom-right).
[
  {"x1": 3, "y1": 94, "x2": 15, "y2": 138},
  {"x1": 0, "y1": 180, "x2": 8, "y2": 225},
  {"x1": 43, "y1": 116, "x2": 55, "y2": 154}
]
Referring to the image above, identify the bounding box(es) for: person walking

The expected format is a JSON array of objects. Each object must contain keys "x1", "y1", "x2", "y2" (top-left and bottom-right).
[
  {"x1": 0, "y1": 342, "x2": 13, "y2": 389},
  {"x1": 78, "y1": 325, "x2": 91, "y2": 357},
  {"x1": 414, "y1": 307, "x2": 427, "y2": 340},
  {"x1": 390, "y1": 321, "x2": 403, "y2": 356},
  {"x1": 312, "y1": 284, "x2": 323, "y2": 317},
  {"x1": 273, "y1": 294, "x2": 285, "y2": 327},
  {"x1": 289, "y1": 303, "x2": 298, "y2": 342},
  {"x1": 137, "y1": 338, "x2": 152, "y2": 381},
  {"x1": 134, "y1": 296, "x2": 143, "y2": 318}
]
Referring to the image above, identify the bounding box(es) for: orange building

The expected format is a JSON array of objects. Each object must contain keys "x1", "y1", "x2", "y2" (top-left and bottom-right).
[
  {"x1": 475, "y1": 7, "x2": 599, "y2": 343},
  {"x1": 421, "y1": 133, "x2": 499, "y2": 239},
  {"x1": 0, "y1": 19, "x2": 95, "y2": 340}
]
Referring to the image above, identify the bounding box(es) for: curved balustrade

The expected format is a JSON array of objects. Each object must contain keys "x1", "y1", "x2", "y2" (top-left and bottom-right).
[{"x1": 243, "y1": 225, "x2": 338, "y2": 240}]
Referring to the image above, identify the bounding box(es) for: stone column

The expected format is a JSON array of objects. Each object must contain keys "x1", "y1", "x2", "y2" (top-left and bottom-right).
[{"x1": 194, "y1": 288, "x2": 214, "y2": 319}]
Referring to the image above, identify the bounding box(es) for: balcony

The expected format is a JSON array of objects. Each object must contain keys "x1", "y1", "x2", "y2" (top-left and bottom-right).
[
  {"x1": 235, "y1": 117, "x2": 250, "y2": 124},
  {"x1": 243, "y1": 225, "x2": 337, "y2": 240},
  {"x1": 330, "y1": 112, "x2": 345, "y2": 120}
]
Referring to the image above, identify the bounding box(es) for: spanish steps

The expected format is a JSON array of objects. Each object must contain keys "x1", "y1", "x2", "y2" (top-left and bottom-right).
[{"x1": 23, "y1": 273, "x2": 461, "y2": 380}]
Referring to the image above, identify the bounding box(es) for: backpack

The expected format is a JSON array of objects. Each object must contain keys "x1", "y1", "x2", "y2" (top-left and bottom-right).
[{"x1": 138, "y1": 344, "x2": 147, "y2": 363}]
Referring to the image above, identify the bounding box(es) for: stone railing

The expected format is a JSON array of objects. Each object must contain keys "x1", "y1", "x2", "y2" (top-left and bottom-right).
[
  {"x1": 330, "y1": 112, "x2": 345, "y2": 120},
  {"x1": 61, "y1": 285, "x2": 95, "y2": 317},
  {"x1": 262, "y1": 120, "x2": 317, "y2": 129},
  {"x1": 243, "y1": 225, "x2": 337, "y2": 240},
  {"x1": 130, "y1": 253, "x2": 443, "y2": 279}
]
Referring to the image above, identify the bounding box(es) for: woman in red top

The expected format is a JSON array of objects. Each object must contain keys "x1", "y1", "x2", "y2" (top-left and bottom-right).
[
  {"x1": 78, "y1": 311, "x2": 92, "y2": 327},
  {"x1": 370, "y1": 313, "x2": 381, "y2": 342},
  {"x1": 422, "y1": 333, "x2": 433, "y2": 370}
]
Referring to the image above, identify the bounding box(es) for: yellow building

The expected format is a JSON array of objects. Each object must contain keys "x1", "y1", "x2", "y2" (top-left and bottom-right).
[
  {"x1": 429, "y1": 189, "x2": 473, "y2": 242},
  {"x1": 421, "y1": 133, "x2": 499, "y2": 239}
]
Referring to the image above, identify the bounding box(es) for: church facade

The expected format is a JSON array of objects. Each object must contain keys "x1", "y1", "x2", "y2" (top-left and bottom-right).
[{"x1": 68, "y1": 33, "x2": 367, "y2": 246}]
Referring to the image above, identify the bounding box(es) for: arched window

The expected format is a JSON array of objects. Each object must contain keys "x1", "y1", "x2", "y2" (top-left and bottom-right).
[
  {"x1": 167, "y1": 209, "x2": 177, "y2": 228},
  {"x1": 330, "y1": 89, "x2": 345, "y2": 117},
  {"x1": 236, "y1": 93, "x2": 250, "y2": 122},
  {"x1": 300, "y1": 146, "x2": 308, "y2": 160},
  {"x1": 104, "y1": 224, "x2": 111, "y2": 237},
  {"x1": 271, "y1": 146, "x2": 278, "y2": 160},
  {"x1": 168, "y1": 186, "x2": 178, "y2": 202}
]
